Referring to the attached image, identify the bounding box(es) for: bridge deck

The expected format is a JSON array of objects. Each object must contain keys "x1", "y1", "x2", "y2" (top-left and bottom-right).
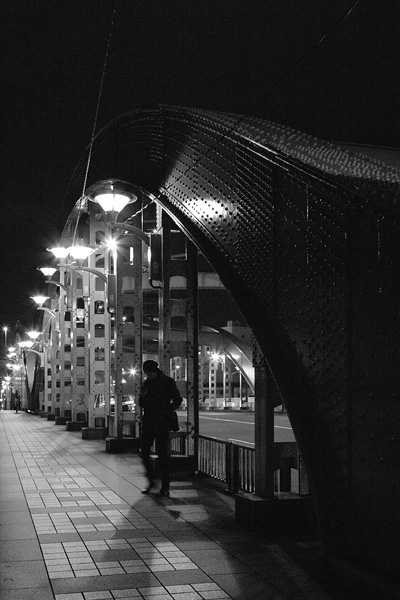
[{"x1": 0, "y1": 410, "x2": 371, "y2": 600}]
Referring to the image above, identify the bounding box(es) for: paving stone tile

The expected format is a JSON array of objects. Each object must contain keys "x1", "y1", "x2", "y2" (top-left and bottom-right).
[
  {"x1": 174, "y1": 563, "x2": 199, "y2": 570},
  {"x1": 212, "y1": 573, "x2": 287, "y2": 600},
  {"x1": 0, "y1": 559, "x2": 49, "y2": 589},
  {"x1": 141, "y1": 596, "x2": 171, "y2": 600},
  {"x1": 0, "y1": 522, "x2": 36, "y2": 540},
  {"x1": 80, "y1": 529, "x2": 156, "y2": 541},
  {"x1": 168, "y1": 593, "x2": 201, "y2": 600},
  {"x1": 55, "y1": 594, "x2": 84, "y2": 599},
  {"x1": 70, "y1": 557, "x2": 95, "y2": 565},
  {"x1": 1, "y1": 588, "x2": 55, "y2": 600},
  {"x1": 42, "y1": 551, "x2": 67, "y2": 559},
  {"x1": 49, "y1": 570, "x2": 75, "y2": 579},
  {"x1": 110, "y1": 590, "x2": 141, "y2": 598},
  {"x1": 166, "y1": 537, "x2": 221, "y2": 550},
  {"x1": 183, "y1": 550, "x2": 252, "y2": 575},
  {"x1": 52, "y1": 571, "x2": 159, "y2": 595},
  {"x1": 155, "y1": 570, "x2": 213, "y2": 587},
  {"x1": 0, "y1": 466, "x2": 17, "y2": 475},
  {"x1": 45, "y1": 558, "x2": 70, "y2": 566},
  {"x1": 191, "y1": 584, "x2": 225, "y2": 592},
  {"x1": 89, "y1": 548, "x2": 140, "y2": 562},
  {"x1": 199, "y1": 591, "x2": 231, "y2": 599},
  {"x1": 123, "y1": 565, "x2": 151, "y2": 573},
  {"x1": 0, "y1": 538, "x2": 42, "y2": 561},
  {"x1": 138, "y1": 586, "x2": 168, "y2": 595},
  {"x1": 67, "y1": 551, "x2": 92, "y2": 558},
  {"x1": 0, "y1": 484, "x2": 24, "y2": 497},
  {"x1": 72, "y1": 563, "x2": 97, "y2": 571},
  {"x1": 149, "y1": 564, "x2": 175, "y2": 572},
  {"x1": 98, "y1": 567, "x2": 125, "y2": 575},
  {"x1": 0, "y1": 510, "x2": 33, "y2": 524}
]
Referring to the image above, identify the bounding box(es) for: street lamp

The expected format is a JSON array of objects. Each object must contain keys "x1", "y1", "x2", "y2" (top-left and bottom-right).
[
  {"x1": 26, "y1": 331, "x2": 40, "y2": 340},
  {"x1": 68, "y1": 245, "x2": 93, "y2": 261},
  {"x1": 89, "y1": 182, "x2": 135, "y2": 219},
  {"x1": 2, "y1": 326, "x2": 8, "y2": 353},
  {"x1": 48, "y1": 247, "x2": 70, "y2": 259},
  {"x1": 6, "y1": 351, "x2": 23, "y2": 411},
  {"x1": 85, "y1": 182, "x2": 136, "y2": 439},
  {"x1": 31, "y1": 295, "x2": 50, "y2": 307},
  {"x1": 23, "y1": 333, "x2": 48, "y2": 414},
  {"x1": 211, "y1": 352, "x2": 227, "y2": 408},
  {"x1": 18, "y1": 341, "x2": 34, "y2": 350},
  {"x1": 37, "y1": 259, "x2": 68, "y2": 417},
  {"x1": 38, "y1": 267, "x2": 57, "y2": 278}
]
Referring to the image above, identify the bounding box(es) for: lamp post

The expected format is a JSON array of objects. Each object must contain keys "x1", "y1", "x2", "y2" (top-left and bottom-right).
[
  {"x1": 87, "y1": 181, "x2": 136, "y2": 439},
  {"x1": 6, "y1": 350, "x2": 23, "y2": 411},
  {"x1": 18, "y1": 340, "x2": 35, "y2": 410},
  {"x1": 31, "y1": 295, "x2": 50, "y2": 307},
  {"x1": 31, "y1": 294, "x2": 57, "y2": 415},
  {"x1": 26, "y1": 331, "x2": 47, "y2": 413},
  {"x1": 46, "y1": 246, "x2": 109, "y2": 429},
  {"x1": 47, "y1": 244, "x2": 93, "y2": 423},
  {"x1": 3, "y1": 375, "x2": 11, "y2": 409},
  {"x1": 68, "y1": 244, "x2": 93, "y2": 423},
  {"x1": 44, "y1": 250, "x2": 71, "y2": 420},
  {"x1": 34, "y1": 270, "x2": 64, "y2": 416},
  {"x1": 2, "y1": 326, "x2": 8, "y2": 355},
  {"x1": 211, "y1": 352, "x2": 228, "y2": 408}
]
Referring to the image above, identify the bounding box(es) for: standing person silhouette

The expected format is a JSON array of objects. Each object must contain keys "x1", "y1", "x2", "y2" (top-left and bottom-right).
[
  {"x1": 139, "y1": 360, "x2": 183, "y2": 497},
  {"x1": 14, "y1": 390, "x2": 20, "y2": 413}
]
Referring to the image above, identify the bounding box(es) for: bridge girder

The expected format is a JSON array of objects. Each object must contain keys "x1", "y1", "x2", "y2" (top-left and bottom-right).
[{"x1": 64, "y1": 105, "x2": 400, "y2": 579}]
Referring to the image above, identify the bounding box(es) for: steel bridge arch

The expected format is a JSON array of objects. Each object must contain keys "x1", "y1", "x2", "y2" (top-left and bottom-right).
[{"x1": 65, "y1": 105, "x2": 400, "y2": 579}]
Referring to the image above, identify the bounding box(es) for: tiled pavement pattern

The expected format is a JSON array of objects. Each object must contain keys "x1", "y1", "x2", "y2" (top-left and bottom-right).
[{"x1": 0, "y1": 411, "x2": 368, "y2": 600}]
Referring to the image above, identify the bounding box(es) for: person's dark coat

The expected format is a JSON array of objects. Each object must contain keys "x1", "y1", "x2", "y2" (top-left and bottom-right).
[{"x1": 139, "y1": 371, "x2": 182, "y2": 433}]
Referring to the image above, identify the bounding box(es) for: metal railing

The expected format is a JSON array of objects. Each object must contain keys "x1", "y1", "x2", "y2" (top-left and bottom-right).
[
  {"x1": 150, "y1": 430, "x2": 309, "y2": 496},
  {"x1": 195, "y1": 434, "x2": 309, "y2": 495}
]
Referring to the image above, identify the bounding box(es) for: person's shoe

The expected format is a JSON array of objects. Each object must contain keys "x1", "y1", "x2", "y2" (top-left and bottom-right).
[
  {"x1": 141, "y1": 482, "x2": 155, "y2": 494},
  {"x1": 156, "y1": 487, "x2": 170, "y2": 497}
]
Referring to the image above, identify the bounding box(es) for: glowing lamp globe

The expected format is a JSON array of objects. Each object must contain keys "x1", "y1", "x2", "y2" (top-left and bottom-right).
[
  {"x1": 39, "y1": 267, "x2": 57, "y2": 277},
  {"x1": 94, "y1": 192, "x2": 132, "y2": 214},
  {"x1": 68, "y1": 246, "x2": 93, "y2": 260},
  {"x1": 31, "y1": 295, "x2": 49, "y2": 306},
  {"x1": 27, "y1": 331, "x2": 40, "y2": 340},
  {"x1": 48, "y1": 247, "x2": 70, "y2": 258},
  {"x1": 19, "y1": 341, "x2": 34, "y2": 349}
]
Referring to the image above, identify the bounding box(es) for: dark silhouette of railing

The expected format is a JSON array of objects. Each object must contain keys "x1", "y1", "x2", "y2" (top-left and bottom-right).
[{"x1": 171, "y1": 433, "x2": 309, "y2": 496}]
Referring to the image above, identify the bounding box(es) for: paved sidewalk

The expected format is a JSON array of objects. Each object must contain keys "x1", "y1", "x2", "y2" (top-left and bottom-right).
[{"x1": 0, "y1": 411, "x2": 374, "y2": 599}]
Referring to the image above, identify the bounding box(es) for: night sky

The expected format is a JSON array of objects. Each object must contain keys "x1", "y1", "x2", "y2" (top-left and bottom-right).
[{"x1": 1, "y1": 0, "x2": 399, "y2": 348}]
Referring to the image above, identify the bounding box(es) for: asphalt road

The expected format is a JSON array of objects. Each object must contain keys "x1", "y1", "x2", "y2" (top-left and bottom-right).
[{"x1": 177, "y1": 410, "x2": 295, "y2": 445}]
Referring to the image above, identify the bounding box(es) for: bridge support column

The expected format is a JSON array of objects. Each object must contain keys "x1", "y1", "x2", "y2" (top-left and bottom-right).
[{"x1": 254, "y1": 361, "x2": 275, "y2": 498}]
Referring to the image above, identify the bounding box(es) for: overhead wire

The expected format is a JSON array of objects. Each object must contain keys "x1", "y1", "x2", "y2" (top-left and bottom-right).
[
  {"x1": 71, "y1": 0, "x2": 117, "y2": 246},
  {"x1": 70, "y1": 0, "x2": 362, "y2": 226},
  {"x1": 155, "y1": 0, "x2": 362, "y2": 204}
]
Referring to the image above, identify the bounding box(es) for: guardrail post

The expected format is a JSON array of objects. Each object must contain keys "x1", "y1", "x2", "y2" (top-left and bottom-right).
[
  {"x1": 298, "y1": 451, "x2": 309, "y2": 494},
  {"x1": 254, "y1": 361, "x2": 275, "y2": 497},
  {"x1": 279, "y1": 461, "x2": 292, "y2": 492},
  {"x1": 226, "y1": 442, "x2": 240, "y2": 494}
]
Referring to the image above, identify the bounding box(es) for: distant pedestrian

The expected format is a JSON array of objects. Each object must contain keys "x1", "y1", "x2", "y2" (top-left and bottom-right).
[
  {"x1": 14, "y1": 391, "x2": 20, "y2": 413},
  {"x1": 139, "y1": 360, "x2": 182, "y2": 497}
]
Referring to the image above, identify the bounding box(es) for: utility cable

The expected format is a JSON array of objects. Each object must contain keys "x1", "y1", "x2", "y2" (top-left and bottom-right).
[
  {"x1": 158, "y1": 0, "x2": 362, "y2": 200},
  {"x1": 125, "y1": 0, "x2": 362, "y2": 221},
  {"x1": 71, "y1": 0, "x2": 117, "y2": 246},
  {"x1": 77, "y1": 0, "x2": 362, "y2": 227}
]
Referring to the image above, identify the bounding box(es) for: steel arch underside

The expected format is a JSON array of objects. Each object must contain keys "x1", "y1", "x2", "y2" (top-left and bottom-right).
[{"x1": 66, "y1": 106, "x2": 400, "y2": 578}]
